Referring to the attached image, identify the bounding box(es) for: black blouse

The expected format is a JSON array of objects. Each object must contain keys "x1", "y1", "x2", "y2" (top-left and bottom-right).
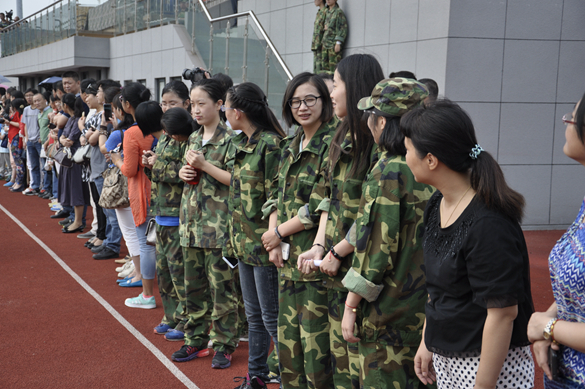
[{"x1": 423, "y1": 191, "x2": 534, "y2": 357}]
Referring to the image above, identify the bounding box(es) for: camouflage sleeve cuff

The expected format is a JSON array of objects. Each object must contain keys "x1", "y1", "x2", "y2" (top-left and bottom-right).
[
  {"x1": 345, "y1": 222, "x2": 357, "y2": 246},
  {"x1": 298, "y1": 204, "x2": 318, "y2": 230},
  {"x1": 261, "y1": 199, "x2": 278, "y2": 220},
  {"x1": 342, "y1": 268, "x2": 384, "y2": 303},
  {"x1": 334, "y1": 35, "x2": 345, "y2": 44},
  {"x1": 316, "y1": 198, "x2": 330, "y2": 213}
]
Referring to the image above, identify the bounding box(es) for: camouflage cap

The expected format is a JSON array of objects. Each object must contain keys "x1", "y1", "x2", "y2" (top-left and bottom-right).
[{"x1": 357, "y1": 77, "x2": 429, "y2": 117}]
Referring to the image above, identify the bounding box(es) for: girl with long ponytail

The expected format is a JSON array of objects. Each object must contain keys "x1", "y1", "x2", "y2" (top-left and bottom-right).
[{"x1": 402, "y1": 99, "x2": 535, "y2": 389}]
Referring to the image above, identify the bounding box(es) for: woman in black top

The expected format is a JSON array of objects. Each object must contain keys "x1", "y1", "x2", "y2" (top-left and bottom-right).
[{"x1": 401, "y1": 100, "x2": 535, "y2": 389}]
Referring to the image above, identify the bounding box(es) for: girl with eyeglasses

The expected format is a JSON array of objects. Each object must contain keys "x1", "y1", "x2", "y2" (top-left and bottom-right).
[
  {"x1": 259, "y1": 72, "x2": 339, "y2": 389},
  {"x1": 297, "y1": 53, "x2": 384, "y2": 389},
  {"x1": 144, "y1": 81, "x2": 191, "y2": 340},
  {"x1": 172, "y1": 78, "x2": 239, "y2": 369},
  {"x1": 223, "y1": 82, "x2": 285, "y2": 389}
]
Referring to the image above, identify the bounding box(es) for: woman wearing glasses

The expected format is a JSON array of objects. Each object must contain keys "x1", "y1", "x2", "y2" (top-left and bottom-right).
[
  {"x1": 527, "y1": 97, "x2": 585, "y2": 388},
  {"x1": 174, "y1": 78, "x2": 239, "y2": 369},
  {"x1": 260, "y1": 72, "x2": 339, "y2": 389}
]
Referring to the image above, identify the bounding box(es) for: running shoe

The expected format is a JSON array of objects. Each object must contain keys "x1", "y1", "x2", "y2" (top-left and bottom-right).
[
  {"x1": 164, "y1": 329, "x2": 185, "y2": 341},
  {"x1": 154, "y1": 323, "x2": 173, "y2": 335},
  {"x1": 171, "y1": 345, "x2": 210, "y2": 362},
  {"x1": 233, "y1": 374, "x2": 268, "y2": 389},
  {"x1": 211, "y1": 351, "x2": 232, "y2": 369},
  {"x1": 124, "y1": 293, "x2": 155, "y2": 309}
]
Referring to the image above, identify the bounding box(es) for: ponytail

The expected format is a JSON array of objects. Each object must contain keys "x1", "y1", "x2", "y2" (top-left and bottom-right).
[
  {"x1": 401, "y1": 99, "x2": 525, "y2": 222},
  {"x1": 227, "y1": 82, "x2": 285, "y2": 138}
]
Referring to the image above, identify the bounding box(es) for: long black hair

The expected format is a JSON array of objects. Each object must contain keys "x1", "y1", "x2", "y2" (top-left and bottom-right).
[
  {"x1": 365, "y1": 113, "x2": 405, "y2": 155},
  {"x1": 163, "y1": 80, "x2": 190, "y2": 102},
  {"x1": 400, "y1": 99, "x2": 525, "y2": 222},
  {"x1": 161, "y1": 107, "x2": 197, "y2": 138},
  {"x1": 191, "y1": 78, "x2": 227, "y2": 123},
  {"x1": 226, "y1": 82, "x2": 285, "y2": 137},
  {"x1": 61, "y1": 93, "x2": 76, "y2": 113},
  {"x1": 112, "y1": 92, "x2": 135, "y2": 131},
  {"x1": 281, "y1": 72, "x2": 333, "y2": 128},
  {"x1": 329, "y1": 54, "x2": 384, "y2": 178},
  {"x1": 11, "y1": 98, "x2": 26, "y2": 115},
  {"x1": 121, "y1": 82, "x2": 151, "y2": 110}
]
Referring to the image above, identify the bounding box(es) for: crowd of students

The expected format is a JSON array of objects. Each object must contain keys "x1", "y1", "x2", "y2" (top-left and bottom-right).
[{"x1": 1, "y1": 54, "x2": 584, "y2": 389}]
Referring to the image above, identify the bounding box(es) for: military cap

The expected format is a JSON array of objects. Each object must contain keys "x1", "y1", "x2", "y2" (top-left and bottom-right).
[{"x1": 357, "y1": 77, "x2": 429, "y2": 117}]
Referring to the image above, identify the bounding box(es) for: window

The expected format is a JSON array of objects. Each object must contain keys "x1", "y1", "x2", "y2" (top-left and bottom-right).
[
  {"x1": 138, "y1": 79, "x2": 147, "y2": 86},
  {"x1": 170, "y1": 76, "x2": 182, "y2": 83},
  {"x1": 155, "y1": 78, "x2": 166, "y2": 103},
  {"x1": 124, "y1": 80, "x2": 132, "y2": 86}
]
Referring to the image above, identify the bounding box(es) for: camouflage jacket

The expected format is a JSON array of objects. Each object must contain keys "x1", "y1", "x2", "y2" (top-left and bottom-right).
[
  {"x1": 310, "y1": 130, "x2": 377, "y2": 289},
  {"x1": 263, "y1": 117, "x2": 339, "y2": 281},
  {"x1": 322, "y1": 4, "x2": 348, "y2": 49},
  {"x1": 150, "y1": 134, "x2": 187, "y2": 217},
  {"x1": 311, "y1": 6, "x2": 327, "y2": 51},
  {"x1": 342, "y1": 151, "x2": 435, "y2": 345},
  {"x1": 228, "y1": 128, "x2": 282, "y2": 266},
  {"x1": 179, "y1": 125, "x2": 235, "y2": 248}
]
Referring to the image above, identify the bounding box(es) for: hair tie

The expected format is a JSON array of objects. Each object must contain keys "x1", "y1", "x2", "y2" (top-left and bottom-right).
[
  {"x1": 470, "y1": 144, "x2": 483, "y2": 160},
  {"x1": 19, "y1": 105, "x2": 24, "y2": 109}
]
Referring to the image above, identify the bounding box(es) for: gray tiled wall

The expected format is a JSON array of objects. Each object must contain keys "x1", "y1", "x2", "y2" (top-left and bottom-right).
[{"x1": 238, "y1": 0, "x2": 585, "y2": 229}]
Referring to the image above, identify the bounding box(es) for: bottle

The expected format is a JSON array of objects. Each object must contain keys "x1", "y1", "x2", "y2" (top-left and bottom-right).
[{"x1": 186, "y1": 164, "x2": 201, "y2": 185}]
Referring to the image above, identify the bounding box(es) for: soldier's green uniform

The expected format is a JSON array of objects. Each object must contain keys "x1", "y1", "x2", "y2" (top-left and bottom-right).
[
  {"x1": 262, "y1": 117, "x2": 339, "y2": 389},
  {"x1": 150, "y1": 134, "x2": 188, "y2": 329},
  {"x1": 179, "y1": 125, "x2": 239, "y2": 355},
  {"x1": 227, "y1": 127, "x2": 282, "y2": 379},
  {"x1": 321, "y1": 3, "x2": 348, "y2": 73},
  {"x1": 312, "y1": 6, "x2": 327, "y2": 73},
  {"x1": 342, "y1": 152, "x2": 435, "y2": 389},
  {"x1": 310, "y1": 130, "x2": 376, "y2": 389}
]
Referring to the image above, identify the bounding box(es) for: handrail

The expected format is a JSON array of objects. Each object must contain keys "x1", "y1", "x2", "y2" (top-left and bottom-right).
[
  {"x1": 196, "y1": 0, "x2": 293, "y2": 81},
  {"x1": 2, "y1": 0, "x2": 67, "y2": 30}
]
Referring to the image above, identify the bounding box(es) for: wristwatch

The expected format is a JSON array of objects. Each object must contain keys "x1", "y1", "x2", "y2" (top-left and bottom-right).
[{"x1": 543, "y1": 318, "x2": 558, "y2": 341}]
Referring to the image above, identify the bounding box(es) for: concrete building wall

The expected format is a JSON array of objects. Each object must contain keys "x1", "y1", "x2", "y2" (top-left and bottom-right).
[{"x1": 237, "y1": 0, "x2": 585, "y2": 229}]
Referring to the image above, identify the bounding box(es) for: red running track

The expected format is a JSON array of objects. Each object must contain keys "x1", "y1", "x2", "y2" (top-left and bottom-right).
[{"x1": 0, "y1": 187, "x2": 556, "y2": 388}]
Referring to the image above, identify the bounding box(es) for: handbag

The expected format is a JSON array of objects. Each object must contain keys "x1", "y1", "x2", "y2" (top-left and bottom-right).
[
  {"x1": 73, "y1": 144, "x2": 91, "y2": 164},
  {"x1": 145, "y1": 218, "x2": 157, "y2": 246},
  {"x1": 46, "y1": 143, "x2": 58, "y2": 159},
  {"x1": 0, "y1": 136, "x2": 7, "y2": 149},
  {"x1": 98, "y1": 129, "x2": 129, "y2": 209},
  {"x1": 53, "y1": 146, "x2": 73, "y2": 167}
]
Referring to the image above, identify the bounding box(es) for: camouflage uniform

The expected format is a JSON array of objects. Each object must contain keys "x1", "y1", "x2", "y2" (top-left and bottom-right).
[
  {"x1": 262, "y1": 117, "x2": 339, "y2": 389},
  {"x1": 309, "y1": 130, "x2": 377, "y2": 389},
  {"x1": 321, "y1": 3, "x2": 348, "y2": 73},
  {"x1": 227, "y1": 128, "x2": 282, "y2": 377},
  {"x1": 312, "y1": 6, "x2": 327, "y2": 74},
  {"x1": 150, "y1": 134, "x2": 188, "y2": 328},
  {"x1": 342, "y1": 152, "x2": 435, "y2": 389},
  {"x1": 179, "y1": 125, "x2": 239, "y2": 354}
]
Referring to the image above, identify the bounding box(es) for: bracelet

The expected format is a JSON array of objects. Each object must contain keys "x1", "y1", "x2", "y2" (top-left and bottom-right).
[
  {"x1": 329, "y1": 246, "x2": 343, "y2": 261},
  {"x1": 100, "y1": 125, "x2": 107, "y2": 130},
  {"x1": 274, "y1": 226, "x2": 283, "y2": 240},
  {"x1": 550, "y1": 319, "x2": 558, "y2": 343},
  {"x1": 312, "y1": 243, "x2": 326, "y2": 253},
  {"x1": 345, "y1": 301, "x2": 357, "y2": 313}
]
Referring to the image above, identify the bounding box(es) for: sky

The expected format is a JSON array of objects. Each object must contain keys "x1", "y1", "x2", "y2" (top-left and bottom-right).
[{"x1": 4, "y1": 0, "x2": 103, "y2": 19}]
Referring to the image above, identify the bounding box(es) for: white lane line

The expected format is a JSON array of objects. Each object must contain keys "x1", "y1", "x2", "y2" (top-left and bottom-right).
[{"x1": 0, "y1": 204, "x2": 200, "y2": 389}]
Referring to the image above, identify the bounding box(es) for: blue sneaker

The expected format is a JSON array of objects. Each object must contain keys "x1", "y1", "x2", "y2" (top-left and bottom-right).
[
  {"x1": 119, "y1": 279, "x2": 143, "y2": 287},
  {"x1": 116, "y1": 276, "x2": 132, "y2": 284},
  {"x1": 4, "y1": 181, "x2": 13, "y2": 187},
  {"x1": 154, "y1": 323, "x2": 173, "y2": 335},
  {"x1": 164, "y1": 329, "x2": 185, "y2": 342}
]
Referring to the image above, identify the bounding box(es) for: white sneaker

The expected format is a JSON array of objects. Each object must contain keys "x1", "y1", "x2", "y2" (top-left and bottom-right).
[
  {"x1": 208, "y1": 340, "x2": 213, "y2": 348},
  {"x1": 118, "y1": 262, "x2": 135, "y2": 278},
  {"x1": 116, "y1": 260, "x2": 133, "y2": 273},
  {"x1": 124, "y1": 293, "x2": 156, "y2": 309}
]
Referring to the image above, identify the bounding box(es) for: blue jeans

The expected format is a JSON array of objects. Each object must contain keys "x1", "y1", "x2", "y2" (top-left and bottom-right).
[
  {"x1": 95, "y1": 176, "x2": 121, "y2": 253},
  {"x1": 27, "y1": 141, "x2": 42, "y2": 189},
  {"x1": 136, "y1": 217, "x2": 156, "y2": 280},
  {"x1": 238, "y1": 261, "x2": 279, "y2": 378},
  {"x1": 52, "y1": 164, "x2": 59, "y2": 198},
  {"x1": 62, "y1": 205, "x2": 87, "y2": 225},
  {"x1": 41, "y1": 158, "x2": 52, "y2": 193}
]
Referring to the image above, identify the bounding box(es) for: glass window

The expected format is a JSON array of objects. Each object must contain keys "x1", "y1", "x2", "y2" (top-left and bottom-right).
[
  {"x1": 138, "y1": 79, "x2": 147, "y2": 86},
  {"x1": 155, "y1": 78, "x2": 166, "y2": 103}
]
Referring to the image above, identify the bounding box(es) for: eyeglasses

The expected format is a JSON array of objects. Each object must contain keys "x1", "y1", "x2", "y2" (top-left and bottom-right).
[
  {"x1": 563, "y1": 113, "x2": 577, "y2": 126},
  {"x1": 220, "y1": 105, "x2": 243, "y2": 113},
  {"x1": 119, "y1": 95, "x2": 124, "y2": 103},
  {"x1": 288, "y1": 95, "x2": 321, "y2": 109},
  {"x1": 160, "y1": 101, "x2": 181, "y2": 108}
]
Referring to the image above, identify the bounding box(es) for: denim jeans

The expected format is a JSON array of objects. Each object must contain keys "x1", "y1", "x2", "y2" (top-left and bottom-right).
[
  {"x1": 62, "y1": 205, "x2": 87, "y2": 225},
  {"x1": 41, "y1": 158, "x2": 52, "y2": 193},
  {"x1": 136, "y1": 217, "x2": 156, "y2": 280},
  {"x1": 95, "y1": 176, "x2": 121, "y2": 253},
  {"x1": 238, "y1": 261, "x2": 279, "y2": 378},
  {"x1": 52, "y1": 165, "x2": 59, "y2": 198},
  {"x1": 26, "y1": 141, "x2": 42, "y2": 189}
]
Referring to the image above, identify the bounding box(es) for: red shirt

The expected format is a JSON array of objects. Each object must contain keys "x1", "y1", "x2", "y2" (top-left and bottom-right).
[{"x1": 8, "y1": 111, "x2": 21, "y2": 143}]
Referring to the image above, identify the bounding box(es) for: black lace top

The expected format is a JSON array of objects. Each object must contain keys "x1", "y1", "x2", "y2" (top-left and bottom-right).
[{"x1": 423, "y1": 191, "x2": 534, "y2": 357}]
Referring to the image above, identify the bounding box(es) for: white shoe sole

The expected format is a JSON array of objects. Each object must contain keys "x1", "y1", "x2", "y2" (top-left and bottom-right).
[{"x1": 124, "y1": 300, "x2": 156, "y2": 309}]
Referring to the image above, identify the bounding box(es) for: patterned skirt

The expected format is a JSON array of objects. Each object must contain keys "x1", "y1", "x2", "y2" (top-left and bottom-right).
[{"x1": 433, "y1": 346, "x2": 534, "y2": 389}]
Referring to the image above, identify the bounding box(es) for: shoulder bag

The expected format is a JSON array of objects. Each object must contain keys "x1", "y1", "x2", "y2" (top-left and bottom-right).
[
  {"x1": 73, "y1": 144, "x2": 92, "y2": 164},
  {"x1": 98, "y1": 129, "x2": 130, "y2": 209},
  {"x1": 145, "y1": 218, "x2": 157, "y2": 246},
  {"x1": 53, "y1": 146, "x2": 73, "y2": 167}
]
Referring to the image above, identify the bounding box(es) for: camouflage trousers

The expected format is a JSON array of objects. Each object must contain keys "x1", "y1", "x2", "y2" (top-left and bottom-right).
[
  {"x1": 279, "y1": 279, "x2": 334, "y2": 389},
  {"x1": 313, "y1": 49, "x2": 324, "y2": 74},
  {"x1": 321, "y1": 47, "x2": 342, "y2": 73},
  {"x1": 329, "y1": 288, "x2": 360, "y2": 389},
  {"x1": 155, "y1": 224, "x2": 186, "y2": 327},
  {"x1": 182, "y1": 247, "x2": 239, "y2": 354},
  {"x1": 358, "y1": 341, "x2": 434, "y2": 389}
]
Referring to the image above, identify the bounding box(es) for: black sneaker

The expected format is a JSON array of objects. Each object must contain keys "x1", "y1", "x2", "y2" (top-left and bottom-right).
[
  {"x1": 233, "y1": 374, "x2": 267, "y2": 389},
  {"x1": 93, "y1": 248, "x2": 119, "y2": 260},
  {"x1": 58, "y1": 218, "x2": 73, "y2": 226},
  {"x1": 211, "y1": 351, "x2": 232, "y2": 369},
  {"x1": 171, "y1": 345, "x2": 210, "y2": 362}
]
